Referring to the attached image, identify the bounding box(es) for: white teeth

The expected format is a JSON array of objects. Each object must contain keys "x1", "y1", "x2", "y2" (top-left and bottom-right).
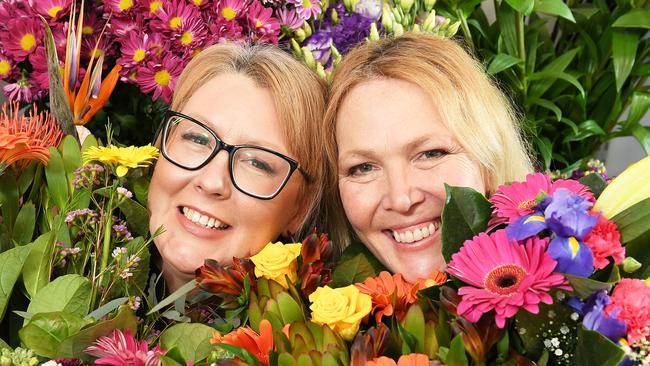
[
  {"x1": 182, "y1": 207, "x2": 228, "y2": 230},
  {"x1": 392, "y1": 221, "x2": 439, "y2": 244}
]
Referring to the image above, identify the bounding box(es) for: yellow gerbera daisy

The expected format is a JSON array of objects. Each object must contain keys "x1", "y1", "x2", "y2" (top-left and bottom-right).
[{"x1": 83, "y1": 144, "x2": 159, "y2": 177}]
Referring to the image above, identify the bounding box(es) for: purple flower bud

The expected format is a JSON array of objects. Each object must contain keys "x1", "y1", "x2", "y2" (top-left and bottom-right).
[{"x1": 304, "y1": 31, "x2": 333, "y2": 65}]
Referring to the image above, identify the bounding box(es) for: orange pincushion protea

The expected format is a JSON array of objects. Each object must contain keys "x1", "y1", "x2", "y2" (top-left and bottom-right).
[
  {"x1": 356, "y1": 271, "x2": 447, "y2": 323},
  {"x1": 366, "y1": 354, "x2": 431, "y2": 366},
  {"x1": 0, "y1": 102, "x2": 63, "y2": 173}
]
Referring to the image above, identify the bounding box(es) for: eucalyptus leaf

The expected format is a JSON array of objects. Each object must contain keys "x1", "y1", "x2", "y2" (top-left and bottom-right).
[
  {"x1": 13, "y1": 202, "x2": 36, "y2": 245},
  {"x1": 534, "y1": 0, "x2": 575, "y2": 22},
  {"x1": 611, "y1": 8, "x2": 650, "y2": 29},
  {"x1": 22, "y1": 231, "x2": 56, "y2": 299},
  {"x1": 331, "y1": 242, "x2": 386, "y2": 287},
  {"x1": 160, "y1": 323, "x2": 215, "y2": 363},
  {"x1": 0, "y1": 243, "x2": 33, "y2": 320},
  {"x1": 573, "y1": 327, "x2": 626, "y2": 365},
  {"x1": 44, "y1": 147, "x2": 69, "y2": 210},
  {"x1": 26, "y1": 274, "x2": 91, "y2": 319},
  {"x1": 19, "y1": 311, "x2": 89, "y2": 358},
  {"x1": 441, "y1": 185, "x2": 492, "y2": 262}
]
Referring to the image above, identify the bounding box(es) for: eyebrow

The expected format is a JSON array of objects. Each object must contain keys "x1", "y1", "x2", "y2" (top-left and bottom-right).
[{"x1": 339, "y1": 135, "x2": 435, "y2": 160}]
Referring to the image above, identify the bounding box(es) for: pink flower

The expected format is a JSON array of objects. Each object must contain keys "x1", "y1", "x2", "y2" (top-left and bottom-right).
[
  {"x1": 277, "y1": 8, "x2": 304, "y2": 31},
  {"x1": 117, "y1": 31, "x2": 152, "y2": 68},
  {"x1": 109, "y1": 14, "x2": 144, "y2": 39},
  {"x1": 246, "y1": 1, "x2": 280, "y2": 44},
  {"x1": 138, "y1": 0, "x2": 165, "y2": 18},
  {"x1": 29, "y1": 0, "x2": 71, "y2": 23},
  {"x1": 137, "y1": 55, "x2": 183, "y2": 103},
  {"x1": 104, "y1": 0, "x2": 136, "y2": 15},
  {"x1": 287, "y1": 0, "x2": 322, "y2": 20},
  {"x1": 0, "y1": 17, "x2": 43, "y2": 61},
  {"x1": 3, "y1": 79, "x2": 39, "y2": 103},
  {"x1": 490, "y1": 173, "x2": 595, "y2": 223},
  {"x1": 583, "y1": 216, "x2": 625, "y2": 270},
  {"x1": 606, "y1": 278, "x2": 650, "y2": 343},
  {"x1": 151, "y1": 0, "x2": 200, "y2": 35},
  {"x1": 85, "y1": 329, "x2": 166, "y2": 366},
  {"x1": 446, "y1": 229, "x2": 571, "y2": 328},
  {"x1": 0, "y1": 49, "x2": 18, "y2": 80},
  {"x1": 173, "y1": 16, "x2": 208, "y2": 52}
]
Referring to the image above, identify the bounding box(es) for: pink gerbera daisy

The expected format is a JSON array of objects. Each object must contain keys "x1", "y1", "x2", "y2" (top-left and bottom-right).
[
  {"x1": 137, "y1": 55, "x2": 184, "y2": 103},
  {"x1": 29, "y1": 0, "x2": 71, "y2": 23},
  {"x1": 490, "y1": 173, "x2": 595, "y2": 223},
  {"x1": 446, "y1": 229, "x2": 571, "y2": 328},
  {"x1": 85, "y1": 329, "x2": 166, "y2": 366},
  {"x1": 287, "y1": 0, "x2": 322, "y2": 20},
  {"x1": 605, "y1": 278, "x2": 650, "y2": 343},
  {"x1": 247, "y1": 1, "x2": 280, "y2": 44},
  {"x1": 1, "y1": 17, "x2": 43, "y2": 61}
]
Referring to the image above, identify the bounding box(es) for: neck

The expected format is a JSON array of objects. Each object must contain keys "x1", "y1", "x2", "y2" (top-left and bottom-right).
[{"x1": 161, "y1": 261, "x2": 195, "y2": 293}]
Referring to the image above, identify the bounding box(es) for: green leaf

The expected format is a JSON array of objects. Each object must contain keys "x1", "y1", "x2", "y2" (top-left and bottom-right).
[
  {"x1": 504, "y1": 0, "x2": 534, "y2": 15},
  {"x1": 487, "y1": 54, "x2": 523, "y2": 75},
  {"x1": 57, "y1": 305, "x2": 138, "y2": 360},
  {"x1": 563, "y1": 120, "x2": 606, "y2": 143},
  {"x1": 565, "y1": 274, "x2": 613, "y2": 299},
  {"x1": 59, "y1": 135, "x2": 82, "y2": 195},
  {"x1": 497, "y1": 3, "x2": 518, "y2": 56},
  {"x1": 574, "y1": 327, "x2": 626, "y2": 365},
  {"x1": 118, "y1": 196, "x2": 150, "y2": 236},
  {"x1": 160, "y1": 323, "x2": 215, "y2": 363},
  {"x1": 148, "y1": 279, "x2": 197, "y2": 315},
  {"x1": 572, "y1": 5, "x2": 599, "y2": 19},
  {"x1": 41, "y1": 19, "x2": 77, "y2": 140},
  {"x1": 331, "y1": 242, "x2": 386, "y2": 287},
  {"x1": 441, "y1": 185, "x2": 492, "y2": 262},
  {"x1": 0, "y1": 243, "x2": 33, "y2": 319},
  {"x1": 611, "y1": 198, "x2": 650, "y2": 273},
  {"x1": 612, "y1": 9, "x2": 650, "y2": 29},
  {"x1": 622, "y1": 92, "x2": 650, "y2": 132},
  {"x1": 632, "y1": 125, "x2": 650, "y2": 155},
  {"x1": 528, "y1": 70, "x2": 585, "y2": 97},
  {"x1": 446, "y1": 334, "x2": 469, "y2": 366},
  {"x1": 0, "y1": 173, "x2": 20, "y2": 233},
  {"x1": 579, "y1": 174, "x2": 608, "y2": 198},
  {"x1": 612, "y1": 29, "x2": 639, "y2": 91},
  {"x1": 85, "y1": 297, "x2": 128, "y2": 321},
  {"x1": 19, "y1": 311, "x2": 89, "y2": 358},
  {"x1": 534, "y1": 0, "x2": 575, "y2": 22},
  {"x1": 534, "y1": 136, "x2": 553, "y2": 169},
  {"x1": 23, "y1": 231, "x2": 56, "y2": 298},
  {"x1": 402, "y1": 304, "x2": 426, "y2": 354},
  {"x1": 217, "y1": 344, "x2": 263, "y2": 366},
  {"x1": 528, "y1": 48, "x2": 579, "y2": 100},
  {"x1": 27, "y1": 274, "x2": 91, "y2": 318},
  {"x1": 45, "y1": 147, "x2": 69, "y2": 210},
  {"x1": 276, "y1": 292, "x2": 306, "y2": 324},
  {"x1": 515, "y1": 300, "x2": 577, "y2": 360},
  {"x1": 81, "y1": 134, "x2": 98, "y2": 152},
  {"x1": 16, "y1": 162, "x2": 37, "y2": 196},
  {"x1": 532, "y1": 98, "x2": 562, "y2": 121},
  {"x1": 13, "y1": 202, "x2": 36, "y2": 245}
]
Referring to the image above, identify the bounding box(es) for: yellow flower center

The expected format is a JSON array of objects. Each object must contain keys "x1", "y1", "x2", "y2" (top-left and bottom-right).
[
  {"x1": 193, "y1": 0, "x2": 203, "y2": 5},
  {"x1": 303, "y1": 0, "x2": 312, "y2": 8},
  {"x1": 47, "y1": 6, "x2": 63, "y2": 17},
  {"x1": 91, "y1": 48, "x2": 104, "y2": 59},
  {"x1": 169, "y1": 17, "x2": 182, "y2": 28},
  {"x1": 82, "y1": 26, "x2": 94, "y2": 35},
  {"x1": 180, "y1": 31, "x2": 193, "y2": 45},
  {"x1": 20, "y1": 34, "x2": 36, "y2": 52},
  {"x1": 118, "y1": 0, "x2": 133, "y2": 11},
  {"x1": 256, "y1": 19, "x2": 263, "y2": 28},
  {"x1": 0, "y1": 61, "x2": 10, "y2": 75},
  {"x1": 154, "y1": 69, "x2": 170, "y2": 86},
  {"x1": 149, "y1": 1, "x2": 162, "y2": 13},
  {"x1": 133, "y1": 49, "x2": 146, "y2": 62},
  {"x1": 129, "y1": 71, "x2": 137, "y2": 81},
  {"x1": 221, "y1": 7, "x2": 236, "y2": 20}
]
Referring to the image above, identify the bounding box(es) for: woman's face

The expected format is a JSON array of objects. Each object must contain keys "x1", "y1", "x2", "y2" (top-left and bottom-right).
[
  {"x1": 336, "y1": 78, "x2": 486, "y2": 283},
  {"x1": 148, "y1": 73, "x2": 304, "y2": 289}
]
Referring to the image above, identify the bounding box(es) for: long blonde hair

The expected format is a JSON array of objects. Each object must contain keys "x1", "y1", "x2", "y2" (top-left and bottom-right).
[
  {"x1": 323, "y1": 33, "x2": 534, "y2": 247},
  {"x1": 170, "y1": 42, "x2": 328, "y2": 236}
]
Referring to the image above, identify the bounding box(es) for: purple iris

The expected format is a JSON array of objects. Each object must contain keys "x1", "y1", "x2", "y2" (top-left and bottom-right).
[
  {"x1": 581, "y1": 291, "x2": 628, "y2": 342},
  {"x1": 547, "y1": 236, "x2": 594, "y2": 277},
  {"x1": 544, "y1": 188, "x2": 598, "y2": 240},
  {"x1": 507, "y1": 212, "x2": 547, "y2": 240},
  {"x1": 304, "y1": 31, "x2": 333, "y2": 66}
]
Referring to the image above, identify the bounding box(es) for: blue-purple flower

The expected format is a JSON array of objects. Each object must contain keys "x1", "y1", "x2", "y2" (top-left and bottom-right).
[
  {"x1": 579, "y1": 290, "x2": 628, "y2": 342},
  {"x1": 547, "y1": 236, "x2": 594, "y2": 277},
  {"x1": 544, "y1": 188, "x2": 598, "y2": 240},
  {"x1": 304, "y1": 31, "x2": 333, "y2": 66}
]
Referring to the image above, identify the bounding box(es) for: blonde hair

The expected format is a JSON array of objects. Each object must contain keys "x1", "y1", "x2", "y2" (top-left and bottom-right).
[
  {"x1": 170, "y1": 42, "x2": 328, "y2": 236},
  {"x1": 323, "y1": 33, "x2": 534, "y2": 247}
]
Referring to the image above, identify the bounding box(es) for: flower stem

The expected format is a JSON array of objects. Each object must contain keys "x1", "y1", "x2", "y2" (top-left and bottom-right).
[{"x1": 457, "y1": 9, "x2": 474, "y2": 51}]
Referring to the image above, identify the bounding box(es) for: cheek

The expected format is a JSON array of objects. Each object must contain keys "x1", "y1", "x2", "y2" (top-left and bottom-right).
[
  {"x1": 339, "y1": 182, "x2": 375, "y2": 233},
  {"x1": 437, "y1": 158, "x2": 486, "y2": 195}
]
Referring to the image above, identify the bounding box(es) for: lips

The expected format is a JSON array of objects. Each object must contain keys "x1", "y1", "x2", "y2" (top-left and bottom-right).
[{"x1": 180, "y1": 206, "x2": 230, "y2": 230}]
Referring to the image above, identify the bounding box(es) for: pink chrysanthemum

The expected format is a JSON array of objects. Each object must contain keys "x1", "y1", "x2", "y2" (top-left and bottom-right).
[
  {"x1": 0, "y1": 2, "x2": 31, "y2": 26},
  {"x1": 606, "y1": 278, "x2": 650, "y2": 343},
  {"x1": 138, "y1": 0, "x2": 165, "y2": 18},
  {"x1": 1, "y1": 17, "x2": 43, "y2": 61},
  {"x1": 29, "y1": 0, "x2": 71, "y2": 23},
  {"x1": 104, "y1": 0, "x2": 136, "y2": 15},
  {"x1": 3, "y1": 79, "x2": 40, "y2": 103},
  {"x1": 277, "y1": 8, "x2": 304, "y2": 31},
  {"x1": 584, "y1": 216, "x2": 625, "y2": 270},
  {"x1": 109, "y1": 15, "x2": 144, "y2": 39},
  {"x1": 117, "y1": 31, "x2": 151, "y2": 68},
  {"x1": 81, "y1": 33, "x2": 112, "y2": 61},
  {"x1": 287, "y1": 0, "x2": 322, "y2": 20},
  {"x1": 215, "y1": 0, "x2": 247, "y2": 22},
  {"x1": 446, "y1": 229, "x2": 571, "y2": 328},
  {"x1": 151, "y1": 0, "x2": 200, "y2": 35},
  {"x1": 173, "y1": 16, "x2": 208, "y2": 52},
  {"x1": 85, "y1": 329, "x2": 166, "y2": 366},
  {"x1": 137, "y1": 55, "x2": 183, "y2": 103},
  {"x1": 209, "y1": 19, "x2": 246, "y2": 44},
  {"x1": 247, "y1": 1, "x2": 280, "y2": 44},
  {"x1": 490, "y1": 173, "x2": 595, "y2": 223},
  {"x1": 81, "y1": 10, "x2": 105, "y2": 37},
  {"x1": 0, "y1": 49, "x2": 18, "y2": 80}
]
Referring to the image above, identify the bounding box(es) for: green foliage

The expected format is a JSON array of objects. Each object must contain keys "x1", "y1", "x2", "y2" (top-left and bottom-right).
[
  {"x1": 574, "y1": 327, "x2": 626, "y2": 365},
  {"x1": 26, "y1": 274, "x2": 92, "y2": 318},
  {"x1": 330, "y1": 242, "x2": 386, "y2": 287},
  {"x1": 19, "y1": 312, "x2": 90, "y2": 358},
  {"x1": 0, "y1": 244, "x2": 33, "y2": 319},
  {"x1": 160, "y1": 323, "x2": 216, "y2": 363}
]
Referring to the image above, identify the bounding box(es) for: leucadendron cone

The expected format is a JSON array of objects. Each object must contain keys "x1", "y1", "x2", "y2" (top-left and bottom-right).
[
  {"x1": 276, "y1": 321, "x2": 350, "y2": 366},
  {"x1": 248, "y1": 277, "x2": 306, "y2": 333}
]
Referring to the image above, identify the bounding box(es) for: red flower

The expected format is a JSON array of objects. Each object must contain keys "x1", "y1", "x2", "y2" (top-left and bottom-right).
[
  {"x1": 606, "y1": 278, "x2": 650, "y2": 343},
  {"x1": 195, "y1": 257, "x2": 255, "y2": 296},
  {"x1": 211, "y1": 319, "x2": 274, "y2": 366},
  {"x1": 584, "y1": 216, "x2": 625, "y2": 270}
]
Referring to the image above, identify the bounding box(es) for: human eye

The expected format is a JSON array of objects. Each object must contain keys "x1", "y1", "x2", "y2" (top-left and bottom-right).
[
  {"x1": 245, "y1": 157, "x2": 275, "y2": 174},
  {"x1": 237, "y1": 149, "x2": 279, "y2": 175},
  {"x1": 181, "y1": 132, "x2": 212, "y2": 147},
  {"x1": 346, "y1": 163, "x2": 376, "y2": 178},
  {"x1": 419, "y1": 149, "x2": 448, "y2": 159}
]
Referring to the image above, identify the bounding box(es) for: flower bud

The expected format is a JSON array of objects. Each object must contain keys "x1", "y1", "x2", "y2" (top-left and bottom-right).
[
  {"x1": 424, "y1": 0, "x2": 437, "y2": 11},
  {"x1": 331, "y1": 8, "x2": 340, "y2": 25},
  {"x1": 422, "y1": 10, "x2": 437, "y2": 31},
  {"x1": 400, "y1": 0, "x2": 414, "y2": 13},
  {"x1": 294, "y1": 28, "x2": 307, "y2": 43},
  {"x1": 302, "y1": 21, "x2": 313, "y2": 38},
  {"x1": 446, "y1": 20, "x2": 461, "y2": 37},
  {"x1": 623, "y1": 257, "x2": 642, "y2": 273},
  {"x1": 412, "y1": 23, "x2": 421, "y2": 32},
  {"x1": 393, "y1": 22, "x2": 405, "y2": 36},
  {"x1": 369, "y1": 22, "x2": 380, "y2": 41},
  {"x1": 316, "y1": 62, "x2": 327, "y2": 79},
  {"x1": 331, "y1": 44, "x2": 342, "y2": 67},
  {"x1": 344, "y1": 0, "x2": 358, "y2": 12},
  {"x1": 381, "y1": 3, "x2": 394, "y2": 32},
  {"x1": 391, "y1": 6, "x2": 403, "y2": 23},
  {"x1": 291, "y1": 39, "x2": 302, "y2": 57}
]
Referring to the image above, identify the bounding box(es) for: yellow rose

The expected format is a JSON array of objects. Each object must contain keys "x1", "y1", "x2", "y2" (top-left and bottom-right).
[
  {"x1": 309, "y1": 285, "x2": 372, "y2": 341},
  {"x1": 250, "y1": 242, "x2": 302, "y2": 288}
]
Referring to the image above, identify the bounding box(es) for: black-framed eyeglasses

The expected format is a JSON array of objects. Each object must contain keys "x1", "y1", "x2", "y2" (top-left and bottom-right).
[{"x1": 159, "y1": 110, "x2": 303, "y2": 200}]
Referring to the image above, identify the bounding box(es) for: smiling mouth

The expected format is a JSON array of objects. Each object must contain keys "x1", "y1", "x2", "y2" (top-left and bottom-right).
[
  {"x1": 390, "y1": 221, "x2": 440, "y2": 244},
  {"x1": 181, "y1": 207, "x2": 230, "y2": 230}
]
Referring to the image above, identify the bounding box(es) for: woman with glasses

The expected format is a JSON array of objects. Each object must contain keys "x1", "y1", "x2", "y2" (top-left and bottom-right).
[
  {"x1": 322, "y1": 33, "x2": 533, "y2": 283},
  {"x1": 148, "y1": 43, "x2": 327, "y2": 291}
]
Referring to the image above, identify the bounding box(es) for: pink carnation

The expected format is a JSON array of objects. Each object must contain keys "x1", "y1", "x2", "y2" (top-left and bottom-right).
[
  {"x1": 584, "y1": 216, "x2": 625, "y2": 270},
  {"x1": 606, "y1": 278, "x2": 650, "y2": 343}
]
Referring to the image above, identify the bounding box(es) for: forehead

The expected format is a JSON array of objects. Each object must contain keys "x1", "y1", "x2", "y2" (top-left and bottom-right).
[{"x1": 180, "y1": 73, "x2": 289, "y2": 152}]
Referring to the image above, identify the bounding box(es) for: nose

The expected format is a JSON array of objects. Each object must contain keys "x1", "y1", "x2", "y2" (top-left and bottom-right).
[
  {"x1": 192, "y1": 150, "x2": 232, "y2": 198},
  {"x1": 380, "y1": 168, "x2": 425, "y2": 213}
]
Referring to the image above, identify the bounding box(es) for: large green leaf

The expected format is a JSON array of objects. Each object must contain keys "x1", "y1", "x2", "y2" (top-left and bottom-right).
[
  {"x1": 534, "y1": 136, "x2": 553, "y2": 169},
  {"x1": 632, "y1": 125, "x2": 650, "y2": 155},
  {"x1": 45, "y1": 147, "x2": 69, "y2": 210},
  {"x1": 19, "y1": 311, "x2": 89, "y2": 358},
  {"x1": 22, "y1": 231, "x2": 56, "y2": 298},
  {"x1": 330, "y1": 242, "x2": 386, "y2": 287},
  {"x1": 621, "y1": 92, "x2": 650, "y2": 132},
  {"x1": 532, "y1": 98, "x2": 562, "y2": 121},
  {"x1": 612, "y1": 197, "x2": 650, "y2": 244},
  {"x1": 0, "y1": 243, "x2": 33, "y2": 320},
  {"x1": 441, "y1": 185, "x2": 491, "y2": 262},
  {"x1": 27, "y1": 274, "x2": 92, "y2": 318},
  {"x1": 573, "y1": 327, "x2": 626, "y2": 365},
  {"x1": 611, "y1": 8, "x2": 650, "y2": 29},
  {"x1": 497, "y1": 3, "x2": 518, "y2": 56},
  {"x1": 118, "y1": 197, "x2": 150, "y2": 236},
  {"x1": 534, "y1": 0, "x2": 575, "y2": 22},
  {"x1": 13, "y1": 202, "x2": 36, "y2": 245},
  {"x1": 565, "y1": 274, "x2": 614, "y2": 299},
  {"x1": 160, "y1": 323, "x2": 215, "y2": 363},
  {"x1": 446, "y1": 334, "x2": 469, "y2": 366},
  {"x1": 528, "y1": 48, "x2": 579, "y2": 100},
  {"x1": 0, "y1": 173, "x2": 20, "y2": 234},
  {"x1": 504, "y1": 0, "x2": 534, "y2": 15},
  {"x1": 612, "y1": 29, "x2": 639, "y2": 91},
  {"x1": 487, "y1": 54, "x2": 523, "y2": 75},
  {"x1": 59, "y1": 135, "x2": 82, "y2": 196}
]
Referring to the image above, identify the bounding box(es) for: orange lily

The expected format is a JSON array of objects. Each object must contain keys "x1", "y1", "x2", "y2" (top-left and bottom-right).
[{"x1": 62, "y1": 0, "x2": 121, "y2": 125}]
